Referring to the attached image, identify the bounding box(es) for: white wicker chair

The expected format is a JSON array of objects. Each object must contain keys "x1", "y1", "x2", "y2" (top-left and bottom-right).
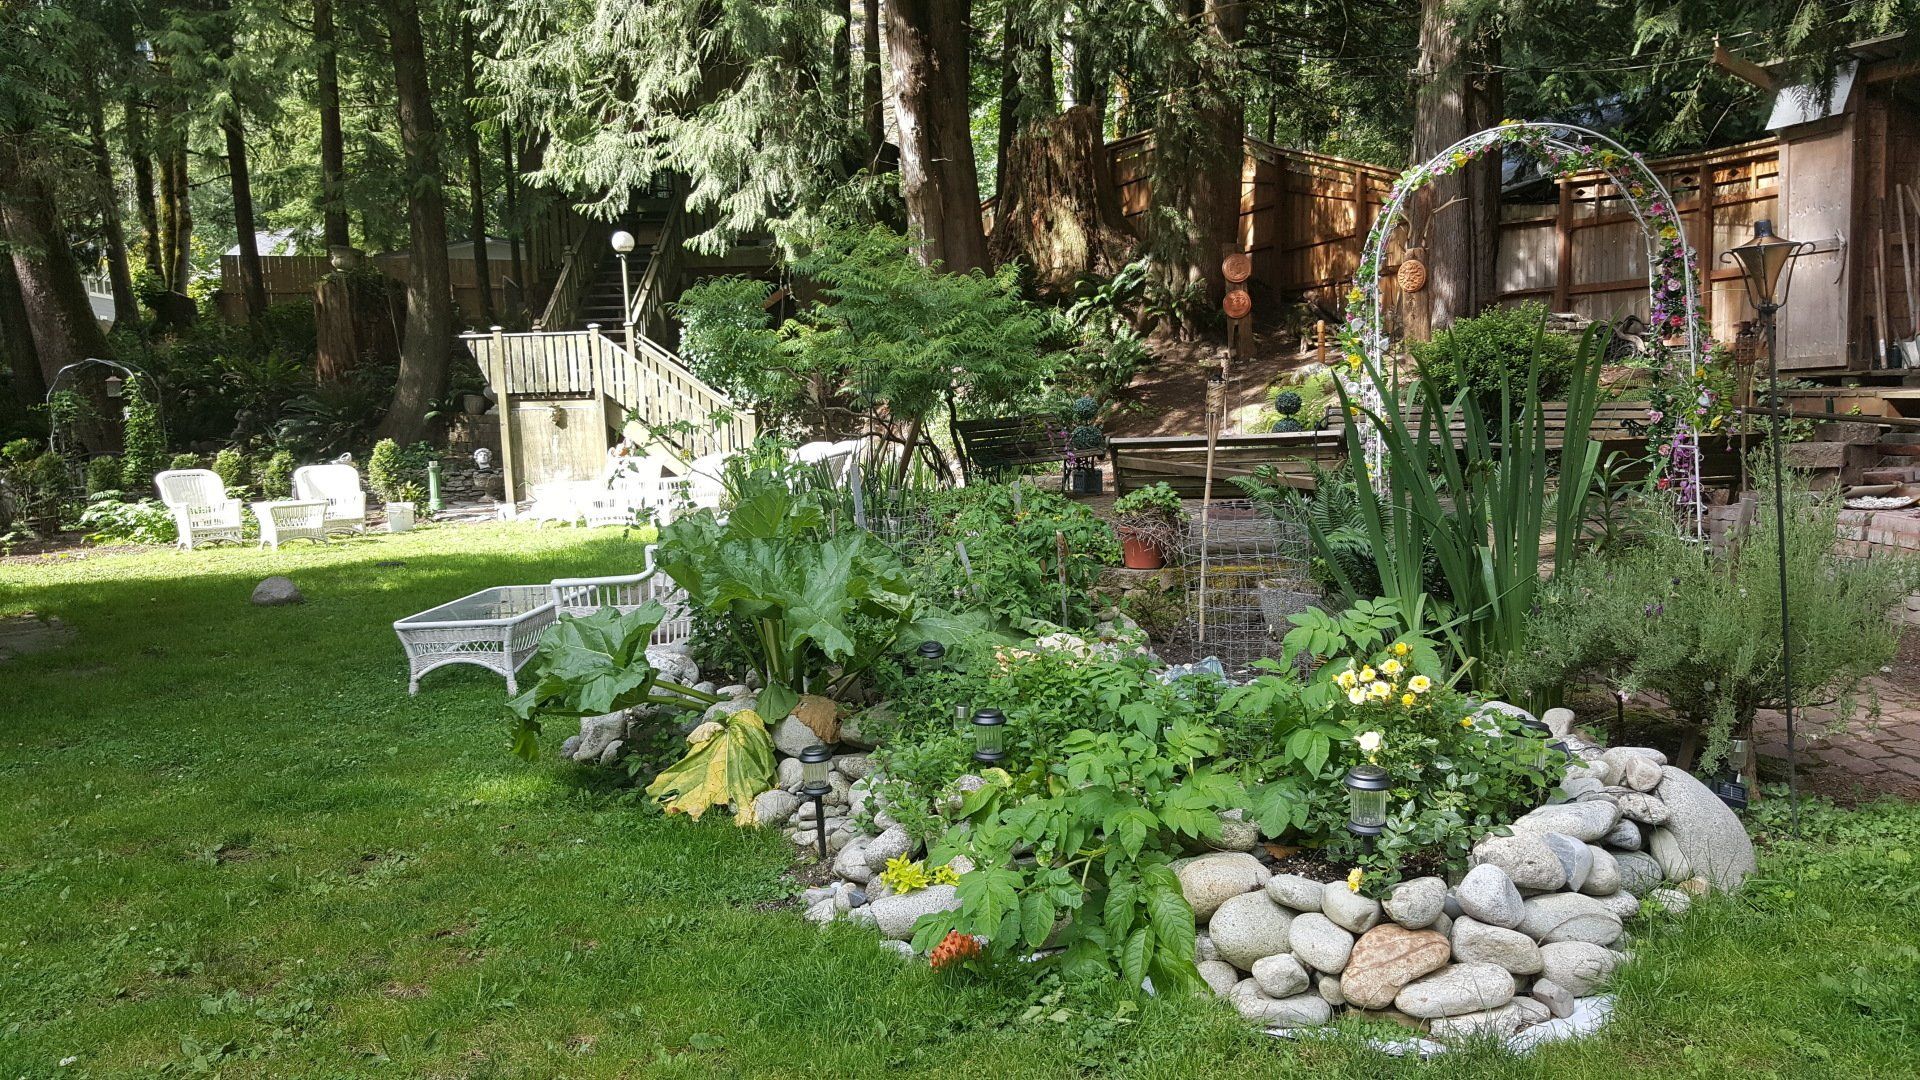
[
  {"x1": 549, "y1": 544, "x2": 694, "y2": 646},
  {"x1": 292, "y1": 463, "x2": 368, "y2": 534},
  {"x1": 154, "y1": 469, "x2": 244, "y2": 550}
]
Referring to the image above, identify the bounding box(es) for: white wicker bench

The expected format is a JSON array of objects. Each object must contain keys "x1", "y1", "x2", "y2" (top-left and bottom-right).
[{"x1": 393, "y1": 585, "x2": 557, "y2": 695}]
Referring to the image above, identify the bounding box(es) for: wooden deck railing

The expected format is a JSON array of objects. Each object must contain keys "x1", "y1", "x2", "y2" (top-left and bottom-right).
[{"x1": 535, "y1": 218, "x2": 610, "y2": 330}]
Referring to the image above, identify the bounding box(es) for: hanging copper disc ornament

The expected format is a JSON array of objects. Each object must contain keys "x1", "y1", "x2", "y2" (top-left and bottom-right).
[
  {"x1": 1397, "y1": 256, "x2": 1428, "y2": 294},
  {"x1": 1222, "y1": 287, "x2": 1253, "y2": 320},
  {"x1": 1221, "y1": 251, "x2": 1253, "y2": 284}
]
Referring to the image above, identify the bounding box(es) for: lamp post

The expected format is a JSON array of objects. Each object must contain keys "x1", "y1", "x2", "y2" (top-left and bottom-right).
[
  {"x1": 969, "y1": 707, "x2": 1006, "y2": 766},
  {"x1": 610, "y1": 230, "x2": 636, "y2": 346},
  {"x1": 913, "y1": 640, "x2": 947, "y2": 673},
  {"x1": 799, "y1": 744, "x2": 833, "y2": 861},
  {"x1": 1723, "y1": 219, "x2": 1809, "y2": 833},
  {"x1": 1343, "y1": 764, "x2": 1389, "y2": 852}
]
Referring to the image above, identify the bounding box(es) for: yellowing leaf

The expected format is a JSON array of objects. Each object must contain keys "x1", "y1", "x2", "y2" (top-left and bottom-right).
[{"x1": 645, "y1": 709, "x2": 776, "y2": 825}]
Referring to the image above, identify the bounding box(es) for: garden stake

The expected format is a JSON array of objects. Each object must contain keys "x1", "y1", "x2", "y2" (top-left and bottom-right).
[
  {"x1": 1196, "y1": 370, "x2": 1226, "y2": 643},
  {"x1": 1056, "y1": 531, "x2": 1069, "y2": 627}
]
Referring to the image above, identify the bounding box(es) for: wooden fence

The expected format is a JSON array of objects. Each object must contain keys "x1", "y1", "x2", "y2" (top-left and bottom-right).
[{"x1": 1494, "y1": 138, "x2": 1782, "y2": 352}]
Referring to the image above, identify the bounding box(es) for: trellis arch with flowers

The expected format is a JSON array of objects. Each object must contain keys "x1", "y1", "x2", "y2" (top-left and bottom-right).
[{"x1": 1337, "y1": 121, "x2": 1709, "y2": 536}]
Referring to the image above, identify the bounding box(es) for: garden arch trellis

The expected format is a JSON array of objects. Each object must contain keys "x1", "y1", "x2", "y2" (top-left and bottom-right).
[{"x1": 1340, "y1": 121, "x2": 1707, "y2": 536}]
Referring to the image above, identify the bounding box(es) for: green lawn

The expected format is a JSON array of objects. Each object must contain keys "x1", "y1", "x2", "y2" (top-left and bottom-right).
[{"x1": 2, "y1": 525, "x2": 1917, "y2": 1078}]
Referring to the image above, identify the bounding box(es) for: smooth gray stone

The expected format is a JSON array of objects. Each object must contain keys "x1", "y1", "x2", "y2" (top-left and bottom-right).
[
  {"x1": 1651, "y1": 765, "x2": 1756, "y2": 891},
  {"x1": 1455, "y1": 864, "x2": 1526, "y2": 928},
  {"x1": 1394, "y1": 962, "x2": 1517, "y2": 1019},
  {"x1": 1209, "y1": 891, "x2": 1295, "y2": 970},
  {"x1": 1450, "y1": 916, "x2": 1543, "y2": 975}
]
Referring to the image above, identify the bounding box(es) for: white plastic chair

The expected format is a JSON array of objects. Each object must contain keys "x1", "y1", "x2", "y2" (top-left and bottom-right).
[
  {"x1": 548, "y1": 544, "x2": 694, "y2": 646},
  {"x1": 292, "y1": 463, "x2": 368, "y2": 534},
  {"x1": 154, "y1": 469, "x2": 244, "y2": 550}
]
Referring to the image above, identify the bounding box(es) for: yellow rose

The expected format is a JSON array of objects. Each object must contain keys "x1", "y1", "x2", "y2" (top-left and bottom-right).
[
  {"x1": 1359, "y1": 667, "x2": 1376, "y2": 682},
  {"x1": 1369, "y1": 681, "x2": 1391, "y2": 700},
  {"x1": 1409, "y1": 675, "x2": 1432, "y2": 694},
  {"x1": 1335, "y1": 670, "x2": 1356, "y2": 690},
  {"x1": 1392, "y1": 642, "x2": 1410, "y2": 657},
  {"x1": 1346, "y1": 686, "x2": 1368, "y2": 705},
  {"x1": 1401, "y1": 693, "x2": 1417, "y2": 707},
  {"x1": 1382, "y1": 658, "x2": 1402, "y2": 676},
  {"x1": 1460, "y1": 717, "x2": 1474, "y2": 729},
  {"x1": 1347, "y1": 867, "x2": 1364, "y2": 892}
]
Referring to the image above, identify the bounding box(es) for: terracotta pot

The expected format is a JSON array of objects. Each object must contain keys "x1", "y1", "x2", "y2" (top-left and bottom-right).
[{"x1": 1117, "y1": 526, "x2": 1164, "y2": 570}]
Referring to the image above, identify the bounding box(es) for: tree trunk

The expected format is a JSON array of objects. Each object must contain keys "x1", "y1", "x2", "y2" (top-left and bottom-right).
[
  {"x1": 833, "y1": 0, "x2": 853, "y2": 122},
  {"x1": 0, "y1": 149, "x2": 116, "y2": 383},
  {"x1": 376, "y1": 0, "x2": 454, "y2": 444},
  {"x1": 1466, "y1": 38, "x2": 1503, "y2": 319},
  {"x1": 884, "y1": 0, "x2": 987, "y2": 273},
  {"x1": 460, "y1": 18, "x2": 495, "y2": 325},
  {"x1": 501, "y1": 124, "x2": 522, "y2": 295},
  {"x1": 1409, "y1": 0, "x2": 1499, "y2": 335},
  {"x1": 1149, "y1": 0, "x2": 1245, "y2": 314},
  {"x1": 124, "y1": 48, "x2": 163, "y2": 281},
  {"x1": 84, "y1": 67, "x2": 138, "y2": 331},
  {"x1": 861, "y1": 0, "x2": 884, "y2": 167},
  {"x1": 160, "y1": 140, "x2": 192, "y2": 295},
  {"x1": 989, "y1": 105, "x2": 1132, "y2": 297},
  {"x1": 315, "y1": 0, "x2": 351, "y2": 251},
  {"x1": 0, "y1": 253, "x2": 48, "y2": 410},
  {"x1": 996, "y1": 8, "x2": 1055, "y2": 204},
  {"x1": 224, "y1": 111, "x2": 269, "y2": 318}
]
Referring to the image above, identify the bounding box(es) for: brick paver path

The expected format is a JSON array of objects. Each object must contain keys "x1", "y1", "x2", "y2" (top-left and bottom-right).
[{"x1": 1752, "y1": 676, "x2": 1920, "y2": 800}]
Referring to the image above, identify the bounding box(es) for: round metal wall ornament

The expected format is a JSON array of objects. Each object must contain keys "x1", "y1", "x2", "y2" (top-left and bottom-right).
[
  {"x1": 1222, "y1": 251, "x2": 1253, "y2": 284},
  {"x1": 1223, "y1": 287, "x2": 1252, "y2": 320}
]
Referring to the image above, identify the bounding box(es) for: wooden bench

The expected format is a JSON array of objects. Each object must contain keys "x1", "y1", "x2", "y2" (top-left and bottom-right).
[
  {"x1": 1109, "y1": 401, "x2": 1740, "y2": 498},
  {"x1": 1110, "y1": 430, "x2": 1347, "y2": 497},
  {"x1": 955, "y1": 415, "x2": 1069, "y2": 480}
]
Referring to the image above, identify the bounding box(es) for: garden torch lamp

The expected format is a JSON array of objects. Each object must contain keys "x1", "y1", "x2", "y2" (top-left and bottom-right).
[
  {"x1": 914, "y1": 640, "x2": 947, "y2": 673},
  {"x1": 970, "y1": 707, "x2": 1006, "y2": 766},
  {"x1": 799, "y1": 744, "x2": 833, "y2": 861},
  {"x1": 1724, "y1": 219, "x2": 1810, "y2": 835},
  {"x1": 610, "y1": 229, "x2": 636, "y2": 337},
  {"x1": 1343, "y1": 764, "x2": 1390, "y2": 851}
]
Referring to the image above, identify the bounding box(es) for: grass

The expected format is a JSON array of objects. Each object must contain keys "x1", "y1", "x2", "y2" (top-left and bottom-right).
[{"x1": 2, "y1": 523, "x2": 1917, "y2": 1077}]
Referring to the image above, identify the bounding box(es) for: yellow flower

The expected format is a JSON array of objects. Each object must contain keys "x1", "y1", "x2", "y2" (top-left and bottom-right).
[
  {"x1": 1392, "y1": 642, "x2": 1411, "y2": 657},
  {"x1": 1347, "y1": 867, "x2": 1364, "y2": 892},
  {"x1": 1368, "y1": 681, "x2": 1391, "y2": 700},
  {"x1": 1460, "y1": 717, "x2": 1475, "y2": 729},
  {"x1": 1347, "y1": 354, "x2": 1363, "y2": 371},
  {"x1": 1335, "y1": 668, "x2": 1357, "y2": 690},
  {"x1": 1401, "y1": 693, "x2": 1417, "y2": 707},
  {"x1": 1348, "y1": 405, "x2": 1361, "y2": 417},
  {"x1": 1359, "y1": 666, "x2": 1376, "y2": 682},
  {"x1": 1347, "y1": 287, "x2": 1364, "y2": 305},
  {"x1": 1409, "y1": 675, "x2": 1432, "y2": 694},
  {"x1": 1346, "y1": 686, "x2": 1369, "y2": 705},
  {"x1": 1382, "y1": 658, "x2": 1402, "y2": 676}
]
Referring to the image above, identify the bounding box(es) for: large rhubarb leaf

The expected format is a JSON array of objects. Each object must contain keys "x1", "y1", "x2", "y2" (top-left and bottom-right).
[{"x1": 645, "y1": 709, "x2": 777, "y2": 825}]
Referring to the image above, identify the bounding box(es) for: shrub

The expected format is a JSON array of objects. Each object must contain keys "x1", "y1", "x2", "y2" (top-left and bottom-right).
[
  {"x1": 1503, "y1": 479, "x2": 1914, "y2": 771},
  {"x1": 210, "y1": 447, "x2": 250, "y2": 493},
  {"x1": 256, "y1": 450, "x2": 297, "y2": 499},
  {"x1": 167, "y1": 452, "x2": 200, "y2": 472},
  {"x1": 118, "y1": 375, "x2": 166, "y2": 490},
  {"x1": 1411, "y1": 301, "x2": 1576, "y2": 422},
  {"x1": 1272, "y1": 390, "x2": 1303, "y2": 417},
  {"x1": 85, "y1": 455, "x2": 121, "y2": 495},
  {"x1": 367, "y1": 438, "x2": 433, "y2": 504},
  {"x1": 1112, "y1": 481, "x2": 1182, "y2": 524}
]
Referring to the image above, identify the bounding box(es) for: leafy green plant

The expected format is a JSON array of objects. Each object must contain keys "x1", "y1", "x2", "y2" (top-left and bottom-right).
[
  {"x1": 1234, "y1": 461, "x2": 1379, "y2": 595},
  {"x1": 1322, "y1": 320, "x2": 1607, "y2": 690},
  {"x1": 119, "y1": 375, "x2": 166, "y2": 491},
  {"x1": 655, "y1": 472, "x2": 974, "y2": 722},
  {"x1": 74, "y1": 493, "x2": 178, "y2": 546},
  {"x1": 1111, "y1": 482, "x2": 1182, "y2": 525},
  {"x1": 877, "y1": 855, "x2": 961, "y2": 894},
  {"x1": 1411, "y1": 301, "x2": 1577, "y2": 425},
  {"x1": 1506, "y1": 477, "x2": 1913, "y2": 770},
  {"x1": 211, "y1": 447, "x2": 251, "y2": 496},
  {"x1": 907, "y1": 481, "x2": 1120, "y2": 627},
  {"x1": 507, "y1": 604, "x2": 722, "y2": 759},
  {"x1": 168, "y1": 452, "x2": 200, "y2": 472},
  {"x1": 914, "y1": 709, "x2": 1238, "y2": 995}
]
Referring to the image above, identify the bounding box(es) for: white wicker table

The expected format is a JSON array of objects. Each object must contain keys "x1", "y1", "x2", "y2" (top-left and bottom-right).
[
  {"x1": 252, "y1": 500, "x2": 331, "y2": 550},
  {"x1": 393, "y1": 585, "x2": 557, "y2": 695}
]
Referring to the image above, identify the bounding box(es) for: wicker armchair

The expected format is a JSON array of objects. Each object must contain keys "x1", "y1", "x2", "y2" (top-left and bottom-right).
[
  {"x1": 293, "y1": 463, "x2": 368, "y2": 534},
  {"x1": 154, "y1": 469, "x2": 244, "y2": 550}
]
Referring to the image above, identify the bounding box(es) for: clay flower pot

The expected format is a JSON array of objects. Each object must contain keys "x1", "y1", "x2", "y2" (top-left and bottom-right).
[{"x1": 1117, "y1": 525, "x2": 1165, "y2": 570}]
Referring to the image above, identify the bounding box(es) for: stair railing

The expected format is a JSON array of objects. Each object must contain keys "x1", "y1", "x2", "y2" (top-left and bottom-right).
[
  {"x1": 535, "y1": 218, "x2": 611, "y2": 329},
  {"x1": 625, "y1": 202, "x2": 684, "y2": 344}
]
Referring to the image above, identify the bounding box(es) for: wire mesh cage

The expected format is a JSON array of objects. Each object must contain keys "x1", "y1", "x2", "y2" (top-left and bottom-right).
[{"x1": 1163, "y1": 500, "x2": 1320, "y2": 671}]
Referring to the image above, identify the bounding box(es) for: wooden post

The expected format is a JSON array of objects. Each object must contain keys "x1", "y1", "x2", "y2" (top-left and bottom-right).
[
  {"x1": 1697, "y1": 162, "x2": 1717, "y2": 336},
  {"x1": 1553, "y1": 178, "x2": 1574, "y2": 312},
  {"x1": 1196, "y1": 372, "x2": 1226, "y2": 643},
  {"x1": 490, "y1": 325, "x2": 519, "y2": 517}
]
